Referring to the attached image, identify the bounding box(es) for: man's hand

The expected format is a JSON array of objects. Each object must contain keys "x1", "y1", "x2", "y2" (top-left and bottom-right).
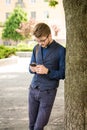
[
  {"x1": 30, "y1": 66, "x2": 37, "y2": 73},
  {"x1": 36, "y1": 65, "x2": 48, "y2": 74}
]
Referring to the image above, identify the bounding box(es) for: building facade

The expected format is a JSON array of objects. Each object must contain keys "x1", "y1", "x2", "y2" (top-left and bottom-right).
[{"x1": 0, "y1": 0, "x2": 66, "y2": 39}]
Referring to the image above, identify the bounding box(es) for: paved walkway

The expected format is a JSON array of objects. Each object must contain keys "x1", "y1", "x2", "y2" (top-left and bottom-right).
[{"x1": 0, "y1": 57, "x2": 64, "y2": 130}]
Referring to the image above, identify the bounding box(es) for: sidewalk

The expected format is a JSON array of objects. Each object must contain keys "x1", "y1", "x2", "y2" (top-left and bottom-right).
[{"x1": 0, "y1": 57, "x2": 64, "y2": 130}]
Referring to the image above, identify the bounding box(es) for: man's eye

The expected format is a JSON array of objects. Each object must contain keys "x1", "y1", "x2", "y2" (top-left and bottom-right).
[{"x1": 40, "y1": 40, "x2": 45, "y2": 42}]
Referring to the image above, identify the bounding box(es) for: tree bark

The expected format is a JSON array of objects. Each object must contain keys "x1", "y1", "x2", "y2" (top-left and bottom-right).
[{"x1": 63, "y1": 0, "x2": 87, "y2": 130}]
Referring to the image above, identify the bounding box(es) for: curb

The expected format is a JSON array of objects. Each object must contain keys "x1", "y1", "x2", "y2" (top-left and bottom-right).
[
  {"x1": 16, "y1": 51, "x2": 32, "y2": 57},
  {"x1": 0, "y1": 56, "x2": 18, "y2": 66},
  {"x1": 0, "y1": 52, "x2": 32, "y2": 67}
]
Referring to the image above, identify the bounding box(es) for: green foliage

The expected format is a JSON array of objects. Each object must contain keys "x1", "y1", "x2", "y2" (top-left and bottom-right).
[
  {"x1": 2, "y1": 6, "x2": 27, "y2": 41},
  {"x1": 44, "y1": 0, "x2": 48, "y2": 2},
  {"x1": 16, "y1": 42, "x2": 29, "y2": 51},
  {"x1": 0, "y1": 41, "x2": 37, "y2": 59},
  {"x1": 16, "y1": 41, "x2": 37, "y2": 51},
  {"x1": 49, "y1": 0, "x2": 58, "y2": 7},
  {"x1": 0, "y1": 45, "x2": 16, "y2": 59}
]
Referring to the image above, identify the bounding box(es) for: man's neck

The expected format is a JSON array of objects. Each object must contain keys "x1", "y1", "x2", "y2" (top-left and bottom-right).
[{"x1": 45, "y1": 39, "x2": 53, "y2": 48}]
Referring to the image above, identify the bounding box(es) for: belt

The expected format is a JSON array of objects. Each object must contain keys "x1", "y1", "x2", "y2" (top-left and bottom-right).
[{"x1": 35, "y1": 86, "x2": 40, "y2": 89}]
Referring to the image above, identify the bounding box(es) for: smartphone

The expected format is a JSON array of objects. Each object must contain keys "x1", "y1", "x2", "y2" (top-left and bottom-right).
[{"x1": 30, "y1": 63, "x2": 36, "y2": 67}]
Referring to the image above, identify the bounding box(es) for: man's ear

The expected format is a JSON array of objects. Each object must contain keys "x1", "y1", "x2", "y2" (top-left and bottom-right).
[{"x1": 49, "y1": 34, "x2": 52, "y2": 40}]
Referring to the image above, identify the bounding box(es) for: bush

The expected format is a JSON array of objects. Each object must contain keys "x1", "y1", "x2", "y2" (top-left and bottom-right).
[
  {"x1": 16, "y1": 41, "x2": 37, "y2": 51},
  {"x1": 0, "y1": 45, "x2": 16, "y2": 59},
  {"x1": 0, "y1": 41, "x2": 37, "y2": 59}
]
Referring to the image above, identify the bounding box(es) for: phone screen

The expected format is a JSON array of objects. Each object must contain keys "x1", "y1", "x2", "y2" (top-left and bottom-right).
[{"x1": 30, "y1": 63, "x2": 36, "y2": 67}]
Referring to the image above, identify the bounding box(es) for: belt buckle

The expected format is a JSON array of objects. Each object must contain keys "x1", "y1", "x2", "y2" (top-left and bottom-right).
[{"x1": 36, "y1": 86, "x2": 40, "y2": 89}]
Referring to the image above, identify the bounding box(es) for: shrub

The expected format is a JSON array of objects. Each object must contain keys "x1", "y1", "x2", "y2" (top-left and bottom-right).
[
  {"x1": 0, "y1": 45, "x2": 16, "y2": 59},
  {"x1": 16, "y1": 41, "x2": 37, "y2": 51}
]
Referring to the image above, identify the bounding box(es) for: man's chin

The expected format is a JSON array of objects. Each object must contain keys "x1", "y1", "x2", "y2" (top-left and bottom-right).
[{"x1": 41, "y1": 45, "x2": 45, "y2": 48}]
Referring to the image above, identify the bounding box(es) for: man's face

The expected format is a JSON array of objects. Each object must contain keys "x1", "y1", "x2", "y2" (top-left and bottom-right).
[{"x1": 35, "y1": 35, "x2": 50, "y2": 48}]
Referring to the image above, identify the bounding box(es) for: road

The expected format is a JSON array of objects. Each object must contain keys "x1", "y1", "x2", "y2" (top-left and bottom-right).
[{"x1": 0, "y1": 57, "x2": 64, "y2": 130}]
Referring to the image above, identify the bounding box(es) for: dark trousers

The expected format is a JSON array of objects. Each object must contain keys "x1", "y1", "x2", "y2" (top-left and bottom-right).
[{"x1": 28, "y1": 87, "x2": 57, "y2": 130}]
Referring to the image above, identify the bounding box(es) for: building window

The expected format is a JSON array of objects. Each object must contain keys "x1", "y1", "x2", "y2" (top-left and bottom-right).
[
  {"x1": 6, "y1": 0, "x2": 11, "y2": 4},
  {"x1": 15, "y1": 0, "x2": 25, "y2": 8},
  {"x1": 44, "y1": 11, "x2": 49, "y2": 19},
  {"x1": 18, "y1": 0, "x2": 23, "y2": 3},
  {"x1": 6, "y1": 12, "x2": 10, "y2": 19},
  {"x1": 30, "y1": 0, "x2": 36, "y2": 3},
  {"x1": 31, "y1": 11, "x2": 36, "y2": 19}
]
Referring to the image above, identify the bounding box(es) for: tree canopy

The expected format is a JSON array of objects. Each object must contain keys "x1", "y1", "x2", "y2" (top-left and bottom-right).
[{"x1": 2, "y1": 6, "x2": 27, "y2": 41}]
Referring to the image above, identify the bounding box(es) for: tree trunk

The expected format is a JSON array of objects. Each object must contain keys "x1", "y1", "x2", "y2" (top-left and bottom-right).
[{"x1": 63, "y1": 0, "x2": 87, "y2": 130}]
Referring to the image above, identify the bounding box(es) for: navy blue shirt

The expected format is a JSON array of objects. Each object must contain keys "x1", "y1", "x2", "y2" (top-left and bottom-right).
[{"x1": 29, "y1": 40, "x2": 66, "y2": 90}]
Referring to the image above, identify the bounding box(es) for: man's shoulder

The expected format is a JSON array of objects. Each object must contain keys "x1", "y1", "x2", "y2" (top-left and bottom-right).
[
  {"x1": 33, "y1": 44, "x2": 39, "y2": 50},
  {"x1": 53, "y1": 40, "x2": 65, "y2": 49}
]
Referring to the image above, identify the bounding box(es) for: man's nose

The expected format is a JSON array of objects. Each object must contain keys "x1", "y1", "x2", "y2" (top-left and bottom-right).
[{"x1": 38, "y1": 42, "x2": 42, "y2": 45}]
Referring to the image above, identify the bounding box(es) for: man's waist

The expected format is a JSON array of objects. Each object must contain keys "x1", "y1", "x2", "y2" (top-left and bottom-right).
[{"x1": 30, "y1": 84, "x2": 57, "y2": 91}]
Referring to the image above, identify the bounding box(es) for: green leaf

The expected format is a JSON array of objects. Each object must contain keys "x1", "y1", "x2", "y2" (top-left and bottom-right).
[{"x1": 49, "y1": 0, "x2": 58, "y2": 7}]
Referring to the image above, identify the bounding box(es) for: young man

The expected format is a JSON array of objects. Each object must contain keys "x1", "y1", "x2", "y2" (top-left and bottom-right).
[{"x1": 29, "y1": 23, "x2": 66, "y2": 130}]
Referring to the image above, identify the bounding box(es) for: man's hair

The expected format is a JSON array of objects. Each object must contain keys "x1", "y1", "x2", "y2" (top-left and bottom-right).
[{"x1": 33, "y1": 23, "x2": 51, "y2": 38}]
